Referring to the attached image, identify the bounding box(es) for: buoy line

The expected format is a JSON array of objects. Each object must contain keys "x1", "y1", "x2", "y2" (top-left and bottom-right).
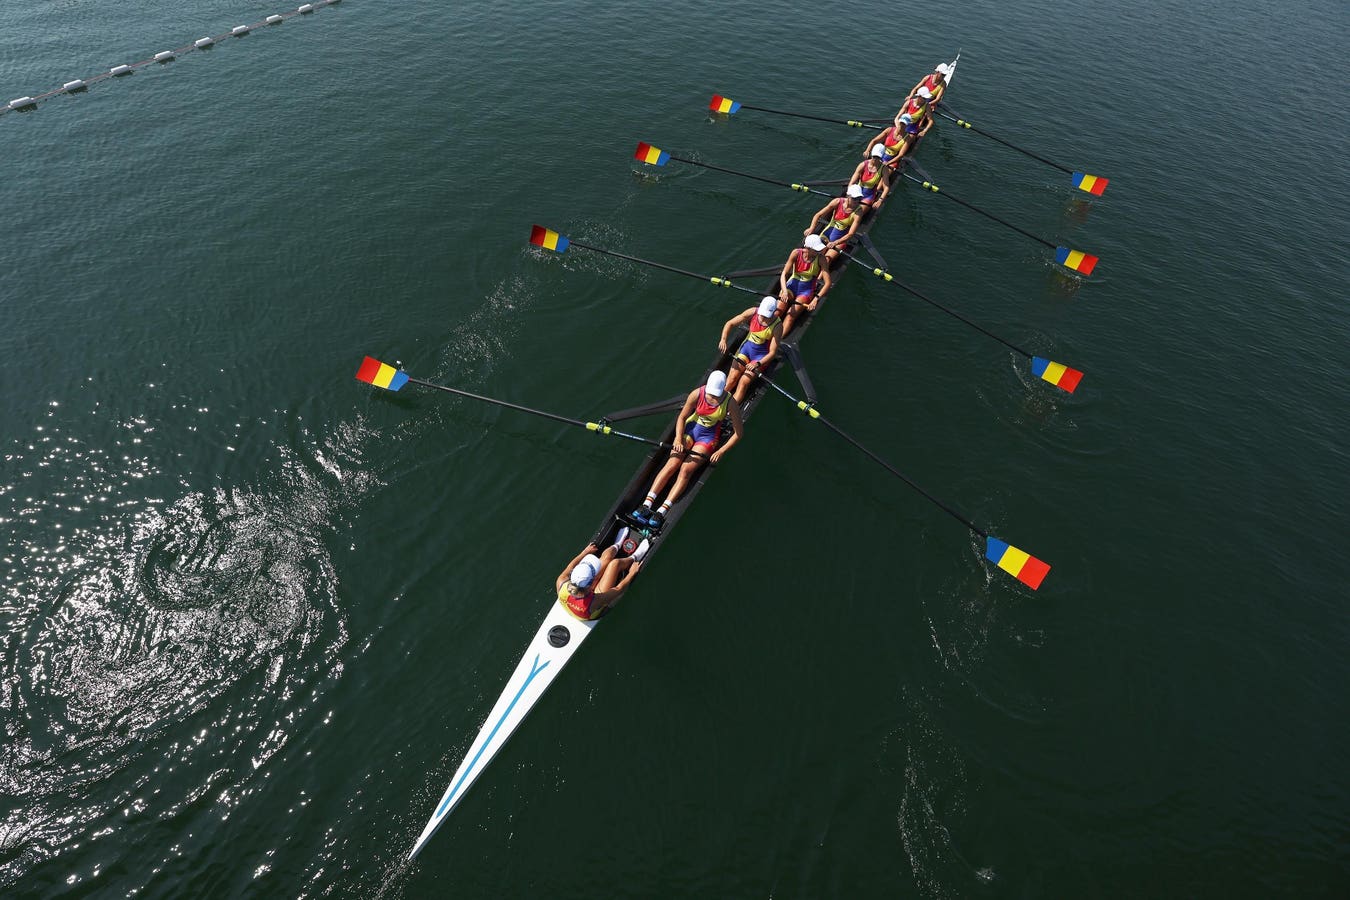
[{"x1": 2, "y1": 0, "x2": 345, "y2": 117}]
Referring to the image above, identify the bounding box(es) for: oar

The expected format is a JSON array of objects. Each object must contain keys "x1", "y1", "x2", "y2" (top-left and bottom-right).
[
  {"x1": 839, "y1": 252, "x2": 1084, "y2": 393},
  {"x1": 529, "y1": 225, "x2": 761, "y2": 296},
  {"x1": 895, "y1": 163, "x2": 1100, "y2": 276},
  {"x1": 708, "y1": 94, "x2": 886, "y2": 129},
  {"x1": 354, "y1": 356, "x2": 670, "y2": 448},
  {"x1": 760, "y1": 374, "x2": 1051, "y2": 590},
  {"x1": 935, "y1": 103, "x2": 1109, "y2": 196},
  {"x1": 725, "y1": 265, "x2": 784, "y2": 279},
  {"x1": 635, "y1": 142, "x2": 835, "y2": 197}
]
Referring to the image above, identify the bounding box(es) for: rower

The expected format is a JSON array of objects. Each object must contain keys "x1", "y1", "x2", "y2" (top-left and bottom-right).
[
  {"x1": 806, "y1": 184, "x2": 865, "y2": 261},
  {"x1": 865, "y1": 117, "x2": 912, "y2": 168},
  {"x1": 893, "y1": 86, "x2": 935, "y2": 144},
  {"x1": 905, "y1": 63, "x2": 951, "y2": 108},
  {"x1": 848, "y1": 145, "x2": 892, "y2": 209},
  {"x1": 719, "y1": 296, "x2": 781, "y2": 403},
  {"x1": 556, "y1": 533, "x2": 647, "y2": 621},
  {"x1": 630, "y1": 370, "x2": 744, "y2": 530},
  {"x1": 778, "y1": 234, "x2": 832, "y2": 338}
]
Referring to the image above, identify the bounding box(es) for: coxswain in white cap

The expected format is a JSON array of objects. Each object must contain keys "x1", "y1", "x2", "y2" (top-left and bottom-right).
[
  {"x1": 806, "y1": 184, "x2": 866, "y2": 262},
  {"x1": 720, "y1": 296, "x2": 782, "y2": 402},
  {"x1": 630, "y1": 370, "x2": 744, "y2": 530},
  {"x1": 778, "y1": 234, "x2": 833, "y2": 338},
  {"x1": 556, "y1": 531, "x2": 648, "y2": 621}
]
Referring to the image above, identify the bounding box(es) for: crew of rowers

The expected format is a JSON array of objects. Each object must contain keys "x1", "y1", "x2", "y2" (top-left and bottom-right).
[{"x1": 557, "y1": 64, "x2": 953, "y2": 620}]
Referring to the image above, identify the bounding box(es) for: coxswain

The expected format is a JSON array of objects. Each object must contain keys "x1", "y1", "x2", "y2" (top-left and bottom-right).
[
  {"x1": 805, "y1": 184, "x2": 865, "y2": 261},
  {"x1": 630, "y1": 370, "x2": 744, "y2": 530},
  {"x1": 865, "y1": 117, "x2": 913, "y2": 168},
  {"x1": 556, "y1": 533, "x2": 647, "y2": 621},
  {"x1": 848, "y1": 145, "x2": 892, "y2": 209},
  {"x1": 905, "y1": 63, "x2": 951, "y2": 108},
  {"x1": 719, "y1": 296, "x2": 781, "y2": 402},
  {"x1": 777, "y1": 234, "x2": 832, "y2": 338}
]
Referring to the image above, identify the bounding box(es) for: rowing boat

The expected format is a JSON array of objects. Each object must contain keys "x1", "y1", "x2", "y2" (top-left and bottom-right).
[{"x1": 407, "y1": 57, "x2": 960, "y2": 861}]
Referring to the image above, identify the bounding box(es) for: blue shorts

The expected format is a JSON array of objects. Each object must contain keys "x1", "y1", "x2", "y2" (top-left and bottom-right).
[
  {"x1": 684, "y1": 421, "x2": 721, "y2": 455},
  {"x1": 860, "y1": 184, "x2": 879, "y2": 202},
  {"x1": 785, "y1": 277, "x2": 817, "y2": 298},
  {"x1": 736, "y1": 339, "x2": 771, "y2": 365},
  {"x1": 823, "y1": 226, "x2": 848, "y2": 243}
]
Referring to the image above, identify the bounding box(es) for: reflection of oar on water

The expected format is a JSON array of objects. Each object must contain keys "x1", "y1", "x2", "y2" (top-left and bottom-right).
[
  {"x1": 354, "y1": 356, "x2": 670, "y2": 448},
  {"x1": 839, "y1": 250, "x2": 1085, "y2": 394},
  {"x1": 934, "y1": 102, "x2": 1109, "y2": 196},
  {"x1": 528, "y1": 224, "x2": 762, "y2": 296},
  {"x1": 761, "y1": 365, "x2": 1051, "y2": 590}
]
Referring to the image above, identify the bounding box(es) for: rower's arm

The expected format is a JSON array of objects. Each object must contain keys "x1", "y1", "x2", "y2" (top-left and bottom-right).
[
  {"x1": 816, "y1": 267, "x2": 834, "y2": 297},
  {"x1": 760, "y1": 334, "x2": 780, "y2": 368},
  {"x1": 719, "y1": 309, "x2": 753, "y2": 350},
  {"x1": 805, "y1": 200, "x2": 833, "y2": 234},
  {"x1": 778, "y1": 254, "x2": 795, "y2": 294},
  {"x1": 717, "y1": 398, "x2": 745, "y2": 457},
  {"x1": 865, "y1": 130, "x2": 887, "y2": 156},
  {"x1": 847, "y1": 159, "x2": 866, "y2": 186},
  {"x1": 595, "y1": 562, "x2": 642, "y2": 605},
  {"x1": 671, "y1": 390, "x2": 698, "y2": 447}
]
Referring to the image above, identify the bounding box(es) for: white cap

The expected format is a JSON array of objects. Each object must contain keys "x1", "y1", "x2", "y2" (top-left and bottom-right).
[
  {"x1": 570, "y1": 557, "x2": 599, "y2": 589},
  {"x1": 705, "y1": 369, "x2": 728, "y2": 397},
  {"x1": 870, "y1": 144, "x2": 886, "y2": 158},
  {"x1": 898, "y1": 113, "x2": 914, "y2": 126},
  {"x1": 916, "y1": 86, "x2": 933, "y2": 100},
  {"x1": 935, "y1": 63, "x2": 952, "y2": 76},
  {"x1": 757, "y1": 296, "x2": 778, "y2": 319},
  {"x1": 803, "y1": 234, "x2": 826, "y2": 251},
  {"x1": 846, "y1": 184, "x2": 864, "y2": 199}
]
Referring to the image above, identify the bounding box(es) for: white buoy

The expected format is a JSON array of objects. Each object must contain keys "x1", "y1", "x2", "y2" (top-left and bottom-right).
[
  {"x1": 8, "y1": 97, "x2": 37, "y2": 110},
  {"x1": 298, "y1": 4, "x2": 314, "y2": 13},
  {"x1": 195, "y1": 37, "x2": 215, "y2": 48},
  {"x1": 266, "y1": 14, "x2": 283, "y2": 24},
  {"x1": 154, "y1": 51, "x2": 175, "y2": 63},
  {"x1": 232, "y1": 25, "x2": 250, "y2": 36},
  {"x1": 110, "y1": 64, "x2": 133, "y2": 76},
  {"x1": 62, "y1": 80, "x2": 87, "y2": 93}
]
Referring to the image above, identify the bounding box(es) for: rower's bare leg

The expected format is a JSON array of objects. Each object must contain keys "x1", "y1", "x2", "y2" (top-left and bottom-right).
[
  {"x1": 596, "y1": 553, "x2": 634, "y2": 592},
  {"x1": 733, "y1": 374, "x2": 754, "y2": 403},
  {"x1": 663, "y1": 456, "x2": 707, "y2": 508},
  {"x1": 644, "y1": 453, "x2": 685, "y2": 505},
  {"x1": 724, "y1": 359, "x2": 746, "y2": 397}
]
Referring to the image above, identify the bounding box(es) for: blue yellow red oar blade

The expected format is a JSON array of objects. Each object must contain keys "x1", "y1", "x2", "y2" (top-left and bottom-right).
[
  {"x1": 984, "y1": 536, "x2": 1051, "y2": 590},
  {"x1": 708, "y1": 94, "x2": 741, "y2": 114},
  {"x1": 529, "y1": 224, "x2": 570, "y2": 253},
  {"x1": 633, "y1": 141, "x2": 670, "y2": 166},
  {"x1": 1054, "y1": 246, "x2": 1098, "y2": 275},
  {"x1": 1030, "y1": 357, "x2": 1084, "y2": 394},
  {"x1": 355, "y1": 356, "x2": 410, "y2": 392},
  {"x1": 1071, "y1": 172, "x2": 1109, "y2": 196}
]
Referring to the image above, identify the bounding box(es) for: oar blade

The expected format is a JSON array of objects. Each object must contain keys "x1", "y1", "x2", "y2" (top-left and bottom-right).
[
  {"x1": 1054, "y1": 246, "x2": 1099, "y2": 276},
  {"x1": 356, "y1": 356, "x2": 409, "y2": 392},
  {"x1": 1030, "y1": 357, "x2": 1084, "y2": 394},
  {"x1": 1071, "y1": 172, "x2": 1109, "y2": 196},
  {"x1": 708, "y1": 94, "x2": 741, "y2": 115},
  {"x1": 529, "y1": 224, "x2": 570, "y2": 253},
  {"x1": 984, "y1": 537, "x2": 1051, "y2": 590},
  {"x1": 634, "y1": 141, "x2": 670, "y2": 166}
]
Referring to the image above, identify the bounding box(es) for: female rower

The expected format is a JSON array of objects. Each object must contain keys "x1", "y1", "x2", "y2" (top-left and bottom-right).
[
  {"x1": 630, "y1": 370, "x2": 744, "y2": 530},
  {"x1": 905, "y1": 63, "x2": 951, "y2": 108},
  {"x1": 556, "y1": 535, "x2": 646, "y2": 621},
  {"x1": 805, "y1": 184, "x2": 865, "y2": 261},
  {"x1": 778, "y1": 234, "x2": 832, "y2": 337},
  {"x1": 865, "y1": 117, "x2": 913, "y2": 168},
  {"x1": 848, "y1": 145, "x2": 892, "y2": 209},
  {"x1": 893, "y1": 86, "x2": 935, "y2": 143},
  {"x1": 719, "y1": 296, "x2": 781, "y2": 403}
]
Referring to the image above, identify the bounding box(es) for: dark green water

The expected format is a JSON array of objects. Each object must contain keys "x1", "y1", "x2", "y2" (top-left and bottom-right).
[{"x1": 3, "y1": 0, "x2": 1348, "y2": 896}]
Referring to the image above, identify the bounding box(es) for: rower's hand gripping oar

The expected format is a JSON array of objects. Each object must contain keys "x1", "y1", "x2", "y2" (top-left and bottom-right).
[
  {"x1": 354, "y1": 356, "x2": 670, "y2": 449},
  {"x1": 759, "y1": 372, "x2": 1051, "y2": 590},
  {"x1": 708, "y1": 94, "x2": 887, "y2": 130},
  {"x1": 529, "y1": 225, "x2": 761, "y2": 296},
  {"x1": 635, "y1": 142, "x2": 835, "y2": 197},
  {"x1": 897, "y1": 161, "x2": 1100, "y2": 276},
  {"x1": 839, "y1": 251, "x2": 1085, "y2": 393},
  {"x1": 934, "y1": 102, "x2": 1109, "y2": 196}
]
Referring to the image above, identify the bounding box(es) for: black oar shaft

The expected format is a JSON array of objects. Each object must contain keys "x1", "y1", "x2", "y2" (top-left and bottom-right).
[
  {"x1": 569, "y1": 239, "x2": 760, "y2": 296},
  {"x1": 762, "y1": 376, "x2": 985, "y2": 538},
  {"x1": 407, "y1": 377, "x2": 667, "y2": 448},
  {"x1": 668, "y1": 154, "x2": 833, "y2": 197},
  {"x1": 841, "y1": 253, "x2": 1033, "y2": 360},
  {"x1": 935, "y1": 104, "x2": 1071, "y2": 174},
  {"x1": 898, "y1": 170, "x2": 1055, "y2": 250},
  {"x1": 737, "y1": 103, "x2": 880, "y2": 129}
]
